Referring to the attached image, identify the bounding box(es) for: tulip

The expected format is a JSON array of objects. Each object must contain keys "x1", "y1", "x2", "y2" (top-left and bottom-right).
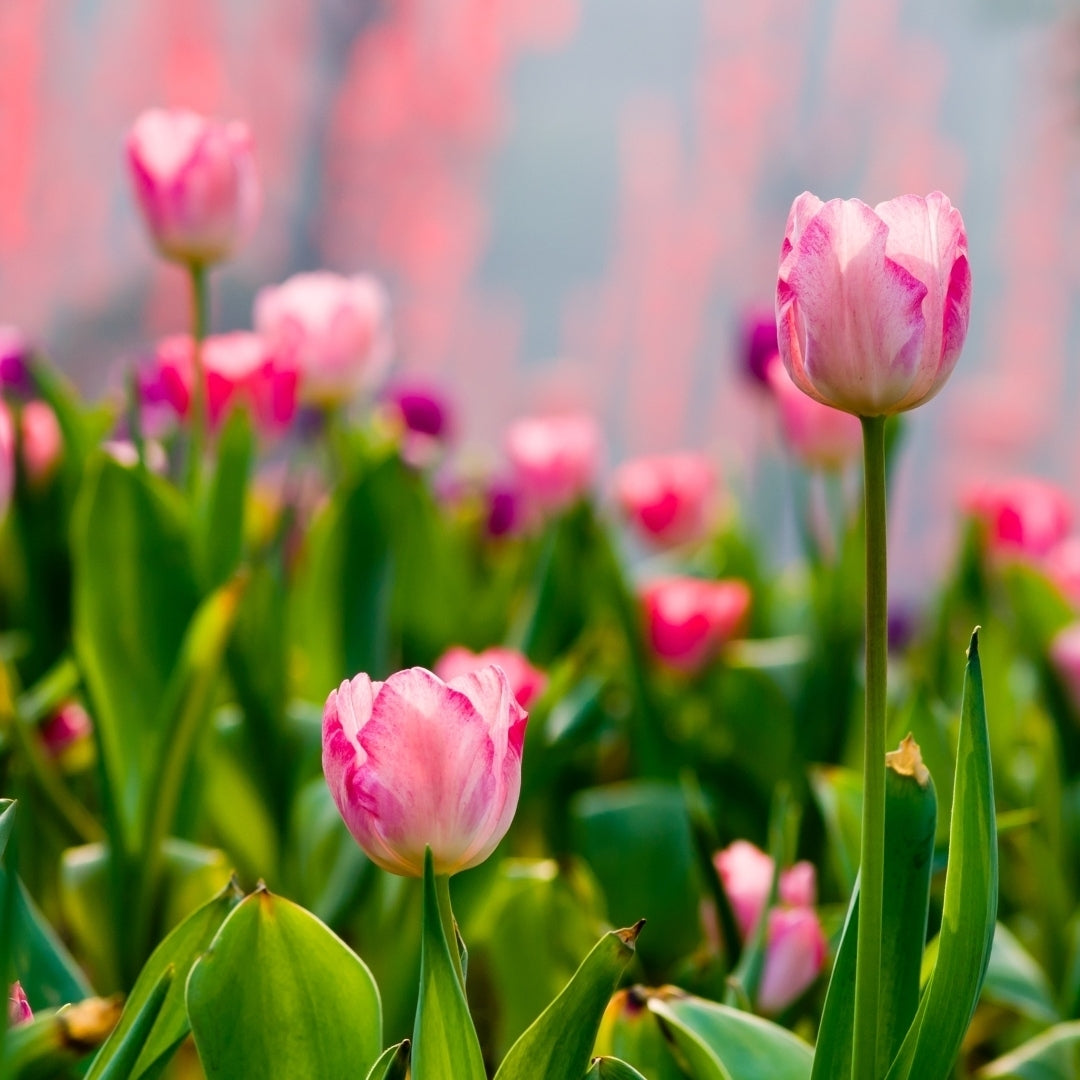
[
  {"x1": 963, "y1": 477, "x2": 1071, "y2": 560},
  {"x1": 1050, "y1": 623, "x2": 1080, "y2": 712},
  {"x1": 8, "y1": 982, "x2": 32, "y2": 1026},
  {"x1": 505, "y1": 412, "x2": 601, "y2": 514},
  {"x1": 434, "y1": 647, "x2": 547, "y2": 709},
  {"x1": 777, "y1": 191, "x2": 971, "y2": 416},
  {"x1": 381, "y1": 381, "x2": 454, "y2": 468},
  {"x1": 39, "y1": 701, "x2": 93, "y2": 760},
  {"x1": 126, "y1": 108, "x2": 260, "y2": 266},
  {"x1": 641, "y1": 576, "x2": 750, "y2": 672},
  {"x1": 156, "y1": 332, "x2": 298, "y2": 436},
  {"x1": 0, "y1": 402, "x2": 14, "y2": 518},
  {"x1": 713, "y1": 839, "x2": 817, "y2": 939},
  {"x1": 613, "y1": 453, "x2": 715, "y2": 546},
  {"x1": 739, "y1": 305, "x2": 781, "y2": 387},
  {"x1": 758, "y1": 907, "x2": 828, "y2": 1015},
  {"x1": 254, "y1": 271, "x2": 392, "y2": 406},
  {"x1": 485, "y1": 477, "x2": 523, "y2": 538},
  {"x1": 323, "y1": 665, "x2": 528, "y2": 877},
  {"x1": 1044, "y1": 537, "x2": 1080, "y2": 608},
  {"x1": 0, "y1": 326, "x2": 32, "y2": 396},
  {"x1": 764, "y1": 354, "x2": 862, "y2": 471},
  {"x1": 18, "y1": 400, "x2": 63, "y2": 489}
]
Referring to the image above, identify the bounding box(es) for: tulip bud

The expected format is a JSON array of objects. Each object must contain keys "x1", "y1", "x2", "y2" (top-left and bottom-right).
[
  {"x1": 254, "y1": 272, "x2": 392, "y2": 406},
  {"x1": 126, "y1": 108, "x2": 260, "y2": 267},
  {"x1": 758, "y1": 907, "x2": 827, "y2": 1014},
  {"x1": 713, "y1": 839, "x2": 816, "y2": 940},
  {"x1": 381, "y1": 381, "x2": 454, "y2": 468},
  {"x1": 434, "y1": 647, "x2": 547, "y2": 709},
  {"x1": 39, "y1": 701, "x2": 93, "y2": 761},
  {"x1": 485, "y1": 477, "x2": 523, "y2": 538},
  {"x1": 19, "y1": 400, "x2": 63, "y2": 489},
  {"x1": 505, "y1": 412, "x2": 601, "y2": 515},
  {"x1": 8, "y1": 982, "x2": 32, "y2": 1026},
  {"x1": 323, "y1": 665, "x2": 528, "y2": 877},
  {"x1": 963, "y1": 477, "x2": 1071, "y2": 561},
  {"x1": 641, "y1": 576, "x2": 750, "y2": 672},
  {"x1": 613, "y1": 453, "x2": 715, "y2": 547},
  {"x1": 777, "y1": 191, "x2": 971, "y2": 416}
]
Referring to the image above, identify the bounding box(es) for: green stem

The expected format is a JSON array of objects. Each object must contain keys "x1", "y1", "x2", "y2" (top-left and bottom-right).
[
  {"x1": 435, "y1": 874, "x2": 465, "y2": 990},
  {"x1": 853, "y1": 414, "x2": 888, "y2": 1078},
  {"x1": 186, "y1": 261, "x2": 210, "y2": 494}
]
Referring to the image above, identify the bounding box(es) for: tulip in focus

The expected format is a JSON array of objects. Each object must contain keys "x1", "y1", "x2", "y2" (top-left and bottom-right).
[
  {"x1": 434, "y1": 646, "x2": 547, "y2": 709},
  {"x1": 323, "y1": 665, "x2": 527, "y2": 877},
  {"x1": 8, "y1": 982, "x2": 31, "y2": 1026},
  {"x1": 765, "y1": 355, "x2": 862, "y2": 471},
  {"x1": 18, "y1": 400, "x2": 63, "y2": 489},
  {"x1": 758, "y1": 907, "x2": 828, "y2": 1015},
  {"x1": 641, "y1": 576, "x2": 751, "y2": 672},
  {"x1": 255, "y1": 271, "x2": 392, "y2": 406},
  {"x1": 777, "y1": 191, "x2": 971, "y2": 416},
  {"x1": 613, "y1": 453, "x2": 715, "y2": 546},
  {"x1": 505, "y1": 412, "x2": 601, "y2": 514},
  {"x1": 963, "y1": 477, "x2": 1072, "y2": 561},
  {"x1": 713, "y1": 839, "x2": 817, "y2": 939},
  {"x1": 126, "y1": 108, "x2": 260, "y2": 266}
]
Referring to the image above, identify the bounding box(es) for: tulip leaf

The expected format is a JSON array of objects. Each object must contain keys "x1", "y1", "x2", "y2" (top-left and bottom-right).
[
  {"x1": 975, "y1": 1020, "x2": 1080, "y2": 1079},
  {"x1": 1, "y1": 1001, "x2": 121, "y2": 1080},
  {"x1": 647, "y1": 992, "x2": 813, "y2": 1080},
  {"x1": 365, "y1": 1040, "x2": 411, "y2": 1080},
  {"x1": 981, "y1": 922, "x2": 1059, "y2": 1025},
  {"x1": 85, "y1": 878, "x2": 243, "y2": 1080},
  {"x1": 187, "y1": 887, "x2": 382, "y2": 1079},
  {"x1": 594, "y1": 988, "x2": 690, "y2": 1080},
  {"x1": 0, "y1": 798, "x2": 15, "y2": 860},
  {"x1": 886, "y1": 630, "x2": 998, "y2": 1080},
  {"x1": 494, "y1": 920, "x2": 643, "y2": 1080},
  {"x1": 412, "y1": 851, "x2": 486, "y2": 1080},
  {"x1": 90, "y1": 965, "x2": 174, "y2": 1080},
  {"x1": 587, "y1": 1057, "x2": 651, "y2": 1080}
]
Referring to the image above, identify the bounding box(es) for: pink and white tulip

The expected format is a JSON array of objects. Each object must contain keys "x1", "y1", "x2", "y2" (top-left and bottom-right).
[
  {"x1": 641, "y1": 576, "x2": 751, "y2": 672},
  {"x1": 126, "y1": 108, "x2": 260, "y2": 266},
  {"x1": 714, "y1": 839, "x2": 817, "y2": 939},
  {"x1": 323, "y1": 665, "x2": 528, "y2": 877},
  {"x1": 505, "y1": 412, "x2": 601, "y2": 514},
  {"x1": 613, "y1": 453, "x2": 715, "y2": 546},
  {"x1": 434, "y1": 646, "x2": 547, "y2": 710},
  {"x1": 255, "y1": 272, "x2": 392, "y2": 406},
  {"x1": 963, "y1": 477, "x2": 1071, "y2": 560},
  {"x1": 777, "y1": 192, "x2": 971, "y2": 416},
  {"x1": 759, "y1": 907, "x2": 828, "y2": 1015}
]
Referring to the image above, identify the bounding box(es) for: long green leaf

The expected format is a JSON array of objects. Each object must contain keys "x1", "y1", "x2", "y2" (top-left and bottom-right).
[
  {"x1": 976, "y1": 1020, "x2": 1080, "y2": 1079},
  {"x1": 91, "y1": 966, "x2": 174, "y2": 1080},
  {"x1": 0, "y1": 798, "x2": 15, "y2": 860},
  {"x1": 587, "y1": 1058, "x2": 651, "y2": 1080},
  {"x1": 195, "y1": 408, "x2": 253, "y2": 591},
  {"x1": 365, "y1": 1040, "x2": 411, "y2": 1080}
]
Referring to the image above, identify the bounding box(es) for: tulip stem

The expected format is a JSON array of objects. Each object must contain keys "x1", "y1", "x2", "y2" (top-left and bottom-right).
[
  {"x1": 186, "y1": 260, "x2": 210, "y2": 494},
  {"x1": 435, "y1": 873, "x2": 466, "y2": 991},
  {"x1": 853, "y1": 414, "x2": 887, "y2": 1078}
]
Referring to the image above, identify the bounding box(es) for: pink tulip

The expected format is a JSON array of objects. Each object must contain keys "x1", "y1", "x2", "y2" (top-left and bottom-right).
[
  {"x1": 641, "y1": 577, "x2": 750, "y2": 672},
  {"x1": 740, "y1": 305, "x2": 781, "y2": 388},
  {"x1": 254, "y1": 272, "x2": 392, "y2": 406},
  {"x1": 323, "y1": 665, "x2": 528, "y2": 877},
  {"x1": 713, "y1": 840, "x2": 817, "y2": 940},
  {"x1": 1050, "y1": 623, "x2": 1080, "y2": 711},
  {"x1": 19, "y1": 400, "x2": 63, "y2": 489},
  {"x1": 963, "y1": 477, "x2": 1071, "y2": 560},
  {"x1": 8, "y1": 982, "x2": 32, "y2": 1026},
  {"x1": 765, "y1": 355, "x2": 862, "y2": 471},
  {"x1": 777, "y1": 191, "x2": 971, "y2": 416},
  {"x1": 0, "y1": 326, "x2": 32, "y2": 396},
  {"x1": 1044, "y1": 537, "x2": 1080, "y2": 608},
  {"x1": 156, "y1": 332, "x2": 298, "y2": 436},
  {"x1": 0, "y1": 402, "x2": 14, "y2": 518},
  {"x1": 505, "y1": 412, "x2": 602, "y2": 514},
  {"x1": 126, "y1": 108, "x2": 260, "y2": 266},
  {"x1": 39, "y1": 701, "x2": 93, "y2": 759},
  {"x1": 613, "y1": 453, "x2": 715, "y2": 546},
  {"x1": 758, "y1": 907, "x2": 828, "y2": 1014},
  {"x1": 434, "y1": 646, "x2": 547, "y2": 709}
]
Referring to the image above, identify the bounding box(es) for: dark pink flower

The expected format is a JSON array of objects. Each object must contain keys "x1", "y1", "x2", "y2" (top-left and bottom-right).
[
  {"x1": 39, "y1": 701, "x2": 93, "y2": 759},
  {"x1": 963, "y1": 477, "x2": 1071, "y2": 560},
  {"x1": 641, "y1": 576, "x2": 751, "y2": 672},
  {"x1": 7, "y1": 982, "x2": 31, "y2": 1026},
  {"x1": 613, "y1": 453, "x2": 715, "y2": 546}
]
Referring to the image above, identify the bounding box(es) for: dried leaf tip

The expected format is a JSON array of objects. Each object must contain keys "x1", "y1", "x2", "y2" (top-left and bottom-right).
[{"x1": 885, "y1": 733, "x2": 931, "y2": 787}]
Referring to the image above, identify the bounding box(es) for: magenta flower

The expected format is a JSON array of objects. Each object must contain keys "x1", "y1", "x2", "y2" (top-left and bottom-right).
[
  {"x1": 963, "y1": 476, "x2": 1071, "y2": 560},
  {"x1": 613, "y1": 453, "x2": 715, "y2": 547},
  {"x1": 39, "y1": 701, "x2": 93, "y2": 759},
  {"x1": 714, "y1": 839, "x2": 817, "y2": 939},
  {"x1": 505, "y1": 412, "x2": 602, "y2": 514},
  {"x1": 641, "y1": 576, "x2": 750, "y2": 672},
  {"x1": 777, "y1": 192, "x2": 971, "y2": 416},
  {"x1": 126, "y1": 108, "x2": 260, "y2": 267},
  {"x1": 7, "y1": 982, "x2": 32, "y2": 1026},
  {"x1": 255, "y1": 271, "x2": 392, "y2": 406},
  {"x1": 739, "y1": 305, "x2": 781, "y2": 388},
  {"x1": 323, "y1": 666, "x2": 528, "y2": 877},
  {"x1": 434, "y1": 647, "x2": 547, "y2": 710},
  {"x1": 758, "y1": 907, "x2": 828, "y2": 1015}
]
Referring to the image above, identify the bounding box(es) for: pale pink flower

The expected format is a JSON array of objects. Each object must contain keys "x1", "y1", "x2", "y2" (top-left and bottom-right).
[
  {"x1": 505, "y1": 412, "x2": 601, "y2": 514},
  {"x1": 19, "y1": 400, "x2": 63, "y2": 489},
  {"x1": 777, "y1": 192, "x2": 971, "y2": 416},
  {"x1": 963, "y1": 477, "x2": 1071, "y2": 560},
  {"x1": 641, "y1": 577, "x2": 750, "y2": 672},
  {"x1": 713, "y1": 840, "x2": 817, "y2": 939},
  {"x1": 255, "y1": 272, "x2": 392, "y2": 406},
  {"x1": 613, "y1": 453, "x2": 715, "y2": 546},
  {"x1": 1044, "y1": 537, "x2": 1080, "y2": 608},
  {"x1": 758, "y1": 907, "x2": 828, "y2": 1015},
  {"x1": 323, "y1": 666, "x2": 528, "y2": 877},
  {"x1": 434, "y1": 646, "x2": 547, "y2": 709},
  {"x1": 1050, "y1": 623, "x2": 1080, "y2": 712},
  {"x1": 126, "y1": 108, "x2": 260, "y2": 266}
]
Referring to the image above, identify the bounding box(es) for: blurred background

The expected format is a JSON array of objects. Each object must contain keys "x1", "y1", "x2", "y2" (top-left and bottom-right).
[{"x1": 1, "y1": 0, "x2": 1078, "y2": 593}]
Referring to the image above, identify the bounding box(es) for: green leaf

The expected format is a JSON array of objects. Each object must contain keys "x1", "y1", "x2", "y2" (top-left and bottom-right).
[
  {"x1": 647, "y1": 992, "x2": 813, "y2": 1080},
  {"x1": 587, "y1": 1057, "x2": 652, "y2": 1080},
  {"x1": 0, "y1": 798, "x2": 15, "y2": 860},
  {"x1": 90, "y1": 965, "x2": 174, "y2": 1080},
  {"x1": 886, "y1": 630, "x2": 998, "y2": 1080},
  {"x1": 975, "y1": 1021, "x2": 1080, "y2": 1079},
  {"x1": 1, "y1": 998, "x2": 122, "y2": 1080},
  {"x1": 594, "y1": 988, "x2": 690, "y2": 1080},
  {"x1": 85, "y1": 878, "x2": 243, "y2": 1080},
  {"x1": 187, "y1": 886, "x2": 382, "y2": 1079},
  {"x1": 494, "y1": 920, "x2": 642, "y2": 1080},
  {"x1": 364, "y1": 1040, "x2": 411, "y2": 1080},
  {"x1": 412, "y1": 850, "x2": 485, "y2": 1080},
  {"x1": 982, "y1": 922, "x2": 1059, "y2": 1025},
  {"x1": 808, "y1": 765, "x2": 862, "y2": 896}
]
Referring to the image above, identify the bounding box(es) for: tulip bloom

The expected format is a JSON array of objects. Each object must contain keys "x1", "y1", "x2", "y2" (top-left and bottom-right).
[
  {"x1": 613, "y1": 453, "x2": 715, "y2": 546},
  {"x1": 505, "y1": 412, "x2": 602, "y2": 514},
  {"x1": 323, "y1": 666, "x2": 527, "y2": 877},
  {"x1": 434, "y1": 647, "x2": 547, "y2": 710},
  {"x1": 1044, "y1": 537, "x2": 1080, "y2": 608},
  {"x1": 18, "y1": 400, "x2": 63, "y2": 489},
  {"x1": 758, "y1": 907, "x2": 828, "y2": 1015},
  {"x1": 777, "y1": 192, "x2": 971, "y2": 416},
  {"x1": 963, "y1": 477, "x2": 1071, "y2": 561},
  {"x1": 641, "y1": 576, "x2": 751, "y2": 672},
  {"x1": 713, "y1": 839, "x2": 817, "y2": 939},
  {"x1": 254, "y1": 272, "x2": 392, "y2": 406},
  {"x1": 1050, "y1": 623, "x2": 1080, "y2": 712},
  {"x1": 126, "y1": 108, "x2": 260, "y2": 266}
]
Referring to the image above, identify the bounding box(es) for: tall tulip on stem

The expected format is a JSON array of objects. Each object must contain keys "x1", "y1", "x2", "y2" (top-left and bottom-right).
[{"x1": 777, "y1": 191, "x2": 971, "y2": 1077}]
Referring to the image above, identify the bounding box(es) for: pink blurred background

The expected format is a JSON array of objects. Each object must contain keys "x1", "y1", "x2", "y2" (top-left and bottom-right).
[{"x1": 3, "y1": 0, "x2": 1079, "y2": 591}]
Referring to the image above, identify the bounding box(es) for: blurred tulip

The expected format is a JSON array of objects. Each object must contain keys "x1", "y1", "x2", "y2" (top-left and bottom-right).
[
  {"x1": 254, "y1": 271, "x2": 392, "y2": 406},
  {"x1": 963, "y1": 477, "x2": 1071, "y2": 560},
  {"x1": 1044, "y1": 537, "x2": 1080, "y2": 607},
  {"x1": 8, "y1": 982, "x2": 32, "y2": 1026},
  {"x1": 18, "y1": 400, "x2": 63, "y2": 489},
  {"x1": 758, "y1": 907, "x2": 828, "y2": 1014},
  {"x1": 739, "y1": 305, "x2": 780, "y2": 387},
  {"x1": 1050, "y1": 623, "x2": 1080, "y2": 712},
  {"x1": 126, "y1": 108, "x2": 260, "y2": 266},
  {"x1": 713, "y1": 839, "x2": 816, "y2": 939},
  {"x1": 39, "y1": 701, "x2": 93, "y2": 760},
  {"x1": 156, "y1": 333, "x2": 298, "y2": 436},
  {"x1": 434, "y1": 646, "x2": 547, "y2": 709},
  {"x1": 765, "y1": 355, "x2": 861, "y2": 471},
  {"x1": 777, "y1": 191, "x2": 971, "y2": 416},
  {"x1": 505, "y1": 412, "x2": 601, "y2": 514},
  {"x1": 381, "y1": 380, "x2": 454, "y2": 467},
  {"x1": 613, "y1": 453, "x2": 715, "y2": 546},
  {"x1": 641, "y1": 576, "x2": 750, "y2": 672},
  {"x1": 485, "y1": 477, "x2": 523, "y2": 538},
  {"x1": 323, "y1": 665, "x2": 528, "y2": 877},
  {"x1": 0, "y1": 402, "x2": 14, "y2": 518},
  {"x1": 0, "y1": 326, "x2": 32, "y2": 396}
]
